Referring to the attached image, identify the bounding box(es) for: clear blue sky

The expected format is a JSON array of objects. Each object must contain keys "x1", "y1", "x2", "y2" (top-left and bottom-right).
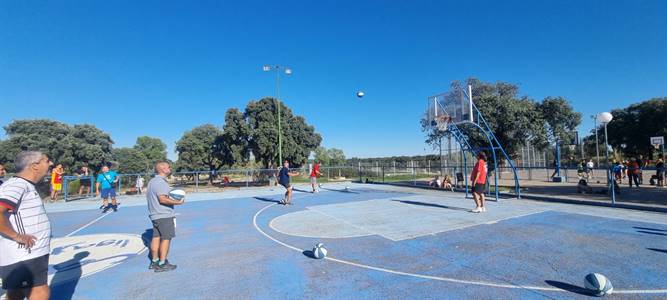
[{"x1": 1, "y1": 0, "x2": 665, "y2": 159}]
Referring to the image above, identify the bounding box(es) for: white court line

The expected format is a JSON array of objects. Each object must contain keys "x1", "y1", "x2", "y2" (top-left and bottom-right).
[
  {"x1": 65, "y1": 212, "x2": 111, "y2": 237},
  {"x1": 253, "y1": 203, "x2": 667, "y2": 295}
]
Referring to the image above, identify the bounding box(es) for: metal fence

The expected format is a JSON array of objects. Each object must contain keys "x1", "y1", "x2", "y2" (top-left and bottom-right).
[
  {"x1": 45, "y1": 164, "x2": 664, "y2": 202},
  {"x1": 59, "y1": 166, "x2": 359, "y2": 201}
]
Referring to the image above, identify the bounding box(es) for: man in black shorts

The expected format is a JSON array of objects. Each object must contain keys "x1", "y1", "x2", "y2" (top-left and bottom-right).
[
  {"x1": 0, "y1": 151, "x2": 53, "y2": 300},
  {"x1": 278, "y1": 160, "x2": 299, "y2": 205},
  {"x1": 146, "y1": 161, "x2": 185, "y2": 272}
]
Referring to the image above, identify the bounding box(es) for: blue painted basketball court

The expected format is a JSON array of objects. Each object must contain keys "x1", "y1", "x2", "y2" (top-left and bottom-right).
[{"x1": 3, "y1": 183, "x2": 666, "y2": 299}]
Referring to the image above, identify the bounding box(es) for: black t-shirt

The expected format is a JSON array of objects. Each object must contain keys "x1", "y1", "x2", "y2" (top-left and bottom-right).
[{"x1": 279, "y1": 167, "x2": 290, "y2": 183}]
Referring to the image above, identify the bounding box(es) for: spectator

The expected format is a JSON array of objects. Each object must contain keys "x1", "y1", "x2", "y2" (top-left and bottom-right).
[
  {"x1": 50, "y1": 163, "x2": 64, "y2": 202},
  {"x1": 135, "y1": 175, "x2": 145, "y2": 195},
  {"x1": 77, "y1": 166, "x2": 91, "y2": 196},
  {"x1": 577, "y1": 160, "x2": 585, "y2": 179},
  {"x1": 442, "y1": 174, "x2": 454, "y2": 191},
  {"x1": 586, "y1": 159, "x2": 595, "y2": 178},
  {"x1": 637, "y1": 155, "x2": 646, "y2": 184},
  {"x1": 656, "y1": 157, "x2": 664, "y2": 187},
  {"x1": 628, "y1": 158, "x2": 640, "y2": 188},
  {"x1": 577, "y1": 179, "x2": 593, "y2": 194},
  {"x1": 612, "y1": 161, "x2": 624, "y2": 182}
]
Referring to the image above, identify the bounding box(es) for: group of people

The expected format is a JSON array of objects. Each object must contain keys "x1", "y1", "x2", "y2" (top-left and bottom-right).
[
  {"x1": 0, "y1": 151, "x2": 186, "y2": 300},
  {"x1": 429, "y1": 175, "x2": 454, "y2": 191},
  {"x1": 611, "y1": 156, "x2": 665, "y2": 188}
]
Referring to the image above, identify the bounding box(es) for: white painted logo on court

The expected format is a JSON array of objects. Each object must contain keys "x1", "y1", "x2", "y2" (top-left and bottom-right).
[{"x1": 47, "y1": 234, "x2": 146, "y2": 286}]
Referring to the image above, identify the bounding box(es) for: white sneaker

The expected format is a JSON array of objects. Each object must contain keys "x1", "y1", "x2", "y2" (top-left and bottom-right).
[
  {"x1": 471, "y1": 207, "x2": 482, "y2": 213},
  {"x1": 481, "y1": 207, "x2": 487, "y2": 212}
]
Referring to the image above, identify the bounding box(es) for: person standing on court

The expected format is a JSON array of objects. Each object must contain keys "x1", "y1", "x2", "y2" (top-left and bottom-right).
[
  {"x1": 310, "y1": 160, "x2": 322, "y2": 193},
  {"x1": 135, "y1": 175, "x2": 145, "y2": 195},
  {"x1": 49, "y1": 163, "x2": 63, "y2": 202},
  {"x1": 0, "y1": 151, "x2": 53, "y2": 300},
  {"x1": 77, "y1": 166, "x2": 92, "y2": 196},
  {"x1": 96, "y1": 164, "x2": 119, "y2": 213},
  {"x1": 279, "y1": 160, "x2": 299, "y2": 205},
  {"x1": 147, "y1": 161, "x2": 184, "y2": 272},
  {"x1": 470, "y1": 152, "x2": 488, "y2": 213}
]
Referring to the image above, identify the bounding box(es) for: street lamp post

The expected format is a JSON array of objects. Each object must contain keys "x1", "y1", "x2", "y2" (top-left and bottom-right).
[
  {"x1": 263, "y1": 65, "x2": 292, "y2": 165},
  {"x1": 592, "y1": 115, "x2": 600, "y2": 167},
  {"x1": 597, "y1": 112, "x2": 614, "y2": 204}
]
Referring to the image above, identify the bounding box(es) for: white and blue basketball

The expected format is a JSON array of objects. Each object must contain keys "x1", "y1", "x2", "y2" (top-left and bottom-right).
[
  {"x1": 313, "y1": 243, "x2": 328, "y2": 259},
  {"x1": 584, "y1": 273, "x2": 613, "y2": 296},
  {"x1": 169, "y1": 189, "x2": 186, "y2": 201}
]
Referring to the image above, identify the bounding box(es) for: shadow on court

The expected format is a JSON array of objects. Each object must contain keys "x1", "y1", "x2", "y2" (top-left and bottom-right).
[
  {"x1": 254, "y1": 197, "x2": 282, "y2": 204},
  {"x1": 391, "y1": 199, "x2": 470, "y2": 212},
  {"x1": 319, "y1": 187, "x2": 359, "y2": 194},
  {"x1": 634, "y1": 226, "x2": 667, "y2": 232},
  {"x1": 51, "y1": 251, "x2": 90, "y2": 300},
  {"x1": 636, "y1": 230, "x2": 667, "y2": 236},
  {"x1": 647, "y1": 248, "x2": 667, "y2": 254},
  {"x1": 544, "y1": 280, "x2": 593, "y2": 296}
]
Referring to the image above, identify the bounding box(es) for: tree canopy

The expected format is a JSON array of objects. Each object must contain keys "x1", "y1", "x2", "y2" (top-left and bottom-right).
[
  {"x1": 421, "y1": 78, "x2": 582, "y2": 161},
  {"x1": 599, "y1": 97, "x2": 667, "y2": 159},
  {"x1": 0, "y1": 120, "x2": 113, "y2": 172},
  {"x1": 246, "y1": 98, "x2": 321, "y2": 168},
  {"x1": 175, "y1": 124, "x2": 224, "y2": 172}
]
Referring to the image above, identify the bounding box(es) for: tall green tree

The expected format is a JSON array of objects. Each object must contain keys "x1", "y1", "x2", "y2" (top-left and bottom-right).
[
  {"x1": 0, "y1": 120, "x2": 113, "y2": 172},
  {"x1": 601, "y1": 98, "x2": 667, "y2": 159},
  {"x1": 112, "y1": 148, "x2": 148, "y2": 174},
  {"x1": 134, "y1": 136, "x2": 167, "y2": 165},
  {"x1": 538, "y1": 97, "x2": 582, "y2": 145},
  {"x1": 246, "y1": 98, "x2": 321, "y2": 168},
  {"x1": 220, "y1": 108, "x2": 251, "y2": 167},
  {"x1": 327, "y1": 148, "x2": 346, "y2": 166},
  {"x1": 175, "y1": 124, "x2": 224, "y2": 172},
  {"x1": 313, "y1": 147, "x2": 330, "y2": 166}
]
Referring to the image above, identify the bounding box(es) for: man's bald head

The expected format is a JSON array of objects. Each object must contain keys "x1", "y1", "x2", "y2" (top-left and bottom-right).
[{"x1": 155, "y1": 161, "x2": 172, "y2": 176}]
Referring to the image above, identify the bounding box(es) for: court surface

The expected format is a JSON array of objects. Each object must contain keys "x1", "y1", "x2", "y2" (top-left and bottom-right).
[{"x1": 4, "y1": 182, "x2": 667, "y2": 299}]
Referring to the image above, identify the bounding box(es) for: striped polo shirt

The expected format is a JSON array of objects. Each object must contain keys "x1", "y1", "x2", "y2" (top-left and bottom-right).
[{"x1": 0, "y1": 177, "x2": 51, "y2": 266}]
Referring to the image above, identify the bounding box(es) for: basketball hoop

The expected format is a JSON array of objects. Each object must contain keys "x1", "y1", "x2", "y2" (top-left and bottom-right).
[{"x1": 434, "y1": 115, "x2": 451, "y2": 132}]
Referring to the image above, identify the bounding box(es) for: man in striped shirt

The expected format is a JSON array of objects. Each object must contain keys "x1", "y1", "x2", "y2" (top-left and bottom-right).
[{"x1": 0, "y1": 151, "x2": 52, "y2": 300}]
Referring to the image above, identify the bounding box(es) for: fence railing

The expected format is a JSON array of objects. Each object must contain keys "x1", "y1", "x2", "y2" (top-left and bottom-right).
[
  {"x1": 58, "y1": 166, "x2": 359, "y2": 201},
  {"x1": 46, "y1": 164, "x2": 665, "y2": 201}
]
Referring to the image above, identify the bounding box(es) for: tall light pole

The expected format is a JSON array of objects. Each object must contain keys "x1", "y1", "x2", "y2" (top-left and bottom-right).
[
  {"x1": 598, "y1": 112, "x2": 614, "y2": 204},
  {"x1": 592, "y1": 115, "x2": 600, "y2": 167},
  {"x1": 263, "y1": 65, "x2": 292, "y2": 165}
]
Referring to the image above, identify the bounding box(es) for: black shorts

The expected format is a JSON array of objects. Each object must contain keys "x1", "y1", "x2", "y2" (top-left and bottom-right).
[
  {"x1": 152, "y1": 217, "x2": 176, "y2": 240},
  {"x1": 0, "y1": 254, "x2": 49, "y2": 290},
  {"x1": 473, "y1": 183, "x2": 486, "y2": 194},
  {"x1": 279, "y1": 181, "x2": 291, "y2": 189}
]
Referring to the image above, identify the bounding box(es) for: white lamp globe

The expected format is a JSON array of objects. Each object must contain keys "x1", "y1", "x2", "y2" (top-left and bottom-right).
[{"x1": 597, "y1": 112, "x2": 613, "y2": 124}]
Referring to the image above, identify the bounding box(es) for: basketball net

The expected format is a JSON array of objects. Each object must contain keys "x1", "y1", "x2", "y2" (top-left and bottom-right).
[{"x1": 435, "y1": 115, "x2": 451, "y2": 132}]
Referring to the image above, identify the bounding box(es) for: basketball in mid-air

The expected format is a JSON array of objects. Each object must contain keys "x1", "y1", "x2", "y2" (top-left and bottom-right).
[{"x1": 356, "y1": 91, "x2": 364, "y2": 98}]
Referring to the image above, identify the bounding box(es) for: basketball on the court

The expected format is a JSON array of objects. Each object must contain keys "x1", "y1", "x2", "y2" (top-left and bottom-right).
[
  {"x1": 313, "y1": 243, "x2": 327, "y2": 259},
  {"x1": 584, "y1": 273, "x2": 613, "y2": 296}
]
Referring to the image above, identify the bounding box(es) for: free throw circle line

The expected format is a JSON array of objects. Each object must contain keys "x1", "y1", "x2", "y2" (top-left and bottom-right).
[{"x1": 253, "y1": 203, "x2": 667, "y2": 294}]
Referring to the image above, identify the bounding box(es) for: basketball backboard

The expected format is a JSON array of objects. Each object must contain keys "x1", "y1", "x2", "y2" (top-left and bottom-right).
[{"x1": 426, "y1": 85, "x2": 473, "y2": 131}]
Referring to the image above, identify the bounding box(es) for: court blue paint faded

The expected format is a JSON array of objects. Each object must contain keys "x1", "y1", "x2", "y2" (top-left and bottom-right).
[{"x1": 4, "y1": 183, "x2": 664, "y2": 299}]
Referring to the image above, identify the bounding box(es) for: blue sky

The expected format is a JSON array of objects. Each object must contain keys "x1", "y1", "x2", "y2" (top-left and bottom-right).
[{"x1": 1, "y1": 0, "x2": 665, "y2": 159}]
